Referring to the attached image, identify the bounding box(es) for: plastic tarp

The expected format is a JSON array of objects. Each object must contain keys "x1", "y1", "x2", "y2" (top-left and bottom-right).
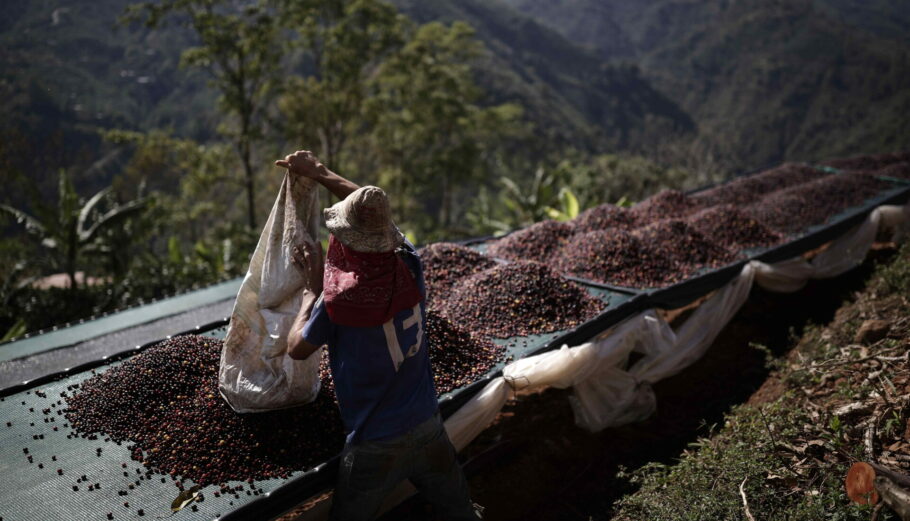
[
  {"x1": 754, "y1": 205, "x2": 910, "y2": 292},
  {"x1": 442, "y1": 202, "x2": 910, "y2": 444},
  {"x1": 219, "y1": 173, "x2": 323, "y2": 412}
]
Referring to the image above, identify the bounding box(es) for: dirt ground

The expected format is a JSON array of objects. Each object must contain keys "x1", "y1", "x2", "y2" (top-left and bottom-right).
[{"x1": 378, "y1": 249, "x2": 898, "y2": 521}]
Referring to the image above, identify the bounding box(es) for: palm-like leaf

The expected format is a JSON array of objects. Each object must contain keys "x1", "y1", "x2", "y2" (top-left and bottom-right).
[
  {"x1": 80, "y1": 199, "x2": 148, "y2": 245},
  {"x1": 0, "y1": 204, "x2": 47, "y2": 239},
  {"x1": 77, "y1": 187, "x2": 112, "y2": 238},
  {"x1": 4, "y1": 168, "x2": 148, "y2": 291}
]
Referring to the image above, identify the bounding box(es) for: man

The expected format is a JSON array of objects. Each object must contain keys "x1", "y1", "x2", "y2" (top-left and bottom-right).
[{"x1": 275, "y1": 150, "x2": 482, "y2": 521}]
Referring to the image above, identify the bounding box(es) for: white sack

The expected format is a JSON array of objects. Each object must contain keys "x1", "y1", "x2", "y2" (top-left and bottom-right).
[
  {"x1": 751, "y1": 258, "x2": 814, "y2": 293},
  {"x1": 811, "y1": 209, "x2": 881, "y2": 279},
  {"x1": 219, "y1": 174, "x2": 322, "y2": 413},
  {"x1": 565, "y1": 264, "x2": 754, "y2": 432}
]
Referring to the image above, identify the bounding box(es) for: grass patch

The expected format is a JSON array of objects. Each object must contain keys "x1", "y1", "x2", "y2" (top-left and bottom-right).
[{"x1": 613, "y1": 243, "x2": 910, "y2": 520}]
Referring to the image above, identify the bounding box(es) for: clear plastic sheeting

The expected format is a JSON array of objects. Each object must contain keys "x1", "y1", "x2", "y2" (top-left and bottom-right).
[
  {"x1": 443, "y1": 201, "x2": 910, "y2": 444},
  {"x1": 753, "y1": 205, "x2": 907, "y2": 292},
  {"x1": 219, "y1": 173, "x2": 323, "y2": 412}
]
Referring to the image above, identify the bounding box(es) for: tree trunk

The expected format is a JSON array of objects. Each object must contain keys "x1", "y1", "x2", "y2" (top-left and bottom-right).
[
  {"x1": 440, "y1": 172, "x2": 450, "y2": 231},
  {"x1": 241, "y1": 141, "x2": 256, "y2": 230},
  {"x1": 318, "y1": 127, "x2": 335, "y2": 210},
  {"x1": 67, "y1": 251, "x2": 77, "y2": 290},
  {"x1": 67, "y1": 225, "x2": 78, "y2": 290}
]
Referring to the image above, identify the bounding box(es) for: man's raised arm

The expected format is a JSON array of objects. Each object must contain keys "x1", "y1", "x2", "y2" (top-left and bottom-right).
[{"x1": 275, "y1": 150, "x2": 360, "y2": 200}]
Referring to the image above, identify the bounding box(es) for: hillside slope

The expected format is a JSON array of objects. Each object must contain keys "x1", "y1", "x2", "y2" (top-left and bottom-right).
[
  {"x1": 0, "y1": 0, "x2": 217, "y2": 196},
  {"x1": 0, "y1": 0, "x2": 694, "y2": 190},
  {"x1": 502, "y1": 0, "x2": 910, "y2": 168},
  {"x1": 390, "y1": 0, "x2": 694, "y2": 152}
]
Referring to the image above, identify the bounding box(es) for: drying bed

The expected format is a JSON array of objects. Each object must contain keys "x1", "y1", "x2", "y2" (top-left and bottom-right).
[
  {"x1": 0, "y1": 287, "x2": 646, "y2": 521},
  {"x1": 468, "y1": 170, "x2": 909, "y2": 309},
  {"x1": 649, "y1": 177, "x2": 910, "y2": 308},
  {"x1": 648, "y1": 177, "x2": 910, "y2": 307},
  {"x1": 4, "y1": 155, "x2": 907, "y2": 520}
]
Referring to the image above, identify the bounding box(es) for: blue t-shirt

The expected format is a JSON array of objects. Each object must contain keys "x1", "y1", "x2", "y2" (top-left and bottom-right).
[{"x1": 302, "y1": 240, "x2": 438, "y2": 443}]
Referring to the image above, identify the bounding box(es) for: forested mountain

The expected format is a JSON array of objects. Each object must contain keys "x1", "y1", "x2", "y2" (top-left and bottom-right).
[
  {"x1": 3, "y1": 0, "x2": 908, "y2": 339},
  {"x1": 0, "y1": 0, "x2": 217, "y2": 201},
  {"x1": 500, "y1": 0, "x2": 910, "y2": 168},
  {"x1": 2, "y1": 0, "x2": 908, "y2": 191},
  {"x1": 0, "y1": 0, "x2": 692, "y2": 195},
  {"x1": 388, "y1": 0, "x2": 693, "y2": 152},
  {"x1": 816, "y1": 0, "x2": 910, "y2": 43}
]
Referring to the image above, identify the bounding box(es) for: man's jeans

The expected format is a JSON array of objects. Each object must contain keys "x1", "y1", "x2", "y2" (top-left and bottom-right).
[{"x1": 329, "y1": 413, "x2": 482, "y2": 521}]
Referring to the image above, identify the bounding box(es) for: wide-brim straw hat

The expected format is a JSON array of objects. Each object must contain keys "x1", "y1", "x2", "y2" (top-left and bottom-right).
[{"x1": 324, "y1": 186, "x2": 404, "y2": 252}]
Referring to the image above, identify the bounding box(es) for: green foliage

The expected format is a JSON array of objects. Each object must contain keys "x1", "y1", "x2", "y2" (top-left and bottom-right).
[
  {"x1": 463, "y1": 186, "x2": 513, "y2": 238},
  {"x1": 503, "y1": 0, "x2": 910, "y2": 170},
  {"x1": 614, "y1": 400, "x2": 877, "y2": 521},
  {"x1": 1, "y1": 319, "x2": 27, "y2": 343},
  {"x1": 556, "y1": 154, "x2": 698, "y2": 209},
  {"x1": 545, "y1": 188, "x2": 580, "y2": 222},
  {"x1": 1, "y1": 286, "x2": 113, "y2": 336},
  {"x1": 102, "y1": 129, "x2": 242, "y2": 244},
  {"x1": 2, "y1": 1, "x2": 530, "y2": 334},
  {"x1": 0, "y1": 169, "x2": 147, "y2": 289},
  {"x1": 498, "y1": 167, "x2": 565, "y2": 227},
  {"x1": 466, "y1": 153, "x2": 700, "y2": 235},
  {"x1": 616, "y1": 402, "x2": 794, "y2": 520},
  {"x1": 367, "y1": 19, "x2": 525, "y2": 240},
  {"x1": 123, "y1": 0, "x2": 287, "y2": 229},
  {"x1": 278, "y1": 0, "x2": 406, "y2": 173},
  {"x1": 875, "y1": 242, "x2": 910, "y2": 294}
]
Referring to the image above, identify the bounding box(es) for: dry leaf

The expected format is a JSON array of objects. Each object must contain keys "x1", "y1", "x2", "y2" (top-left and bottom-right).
[{"x1": 171, "y1": 485, "x2": 202, "y2": 512}]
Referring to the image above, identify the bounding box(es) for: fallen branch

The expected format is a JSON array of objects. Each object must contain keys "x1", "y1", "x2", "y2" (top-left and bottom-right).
[
  {"x1": 865, "y1": 405, "x2": 885, "y2": 460},
  {"x1": 740, "y1": 477, "x2": 756, "y2": 521},
  {"x1": 868, "y1": 462, "x2": 910, "y2": 490},
  {"x1": 875, "y1": 476, "x2": 910, "y2": 520},
  {"x1": 847, "y1": 462, "x2": 910, "y2": 520}
]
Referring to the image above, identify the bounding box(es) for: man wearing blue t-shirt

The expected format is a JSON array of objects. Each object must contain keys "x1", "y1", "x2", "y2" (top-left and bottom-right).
[{"x1": 275, "y1": 150, "x2": 481, "y2": 521}]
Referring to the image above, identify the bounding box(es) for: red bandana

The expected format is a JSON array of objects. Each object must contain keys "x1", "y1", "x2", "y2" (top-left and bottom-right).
[{"x1": 322, "y1": 235, "x2": 423, "y2": 327}]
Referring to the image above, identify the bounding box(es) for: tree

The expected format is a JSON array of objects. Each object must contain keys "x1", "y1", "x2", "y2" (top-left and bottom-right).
[
  {"x1": 277, "y1": 0, "x2": 405, "y2": 179},
  {"x1": 368, "y1": 21, "x2": 523, "y2": 239},
  {"x1": 103, "y1": 129, "x2": 239, "y2": 245},
  {"x1": 100, "y1": 129, "x2": 257, "y2": 288},
  {"x1": 496, "y1": 166, "x2": 574, "y2": 229},
  {"x1": 123, "y1": 0, "x2": 285, "y2": 229},
  {"x1": 0, "y1": 170, "x2": 147, "y2": 289}
]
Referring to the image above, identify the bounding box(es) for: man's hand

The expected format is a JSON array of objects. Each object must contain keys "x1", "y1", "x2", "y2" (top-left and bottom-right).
[
  {"x1": 291, "y1": 240, "x2": 324, "y2": 293},
  {"x1": 274, "y1": 149, "x2": 361, "y2": 200},
  {"x1": 275, "y1": 150, "x2": 326, "y2": 179}
]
